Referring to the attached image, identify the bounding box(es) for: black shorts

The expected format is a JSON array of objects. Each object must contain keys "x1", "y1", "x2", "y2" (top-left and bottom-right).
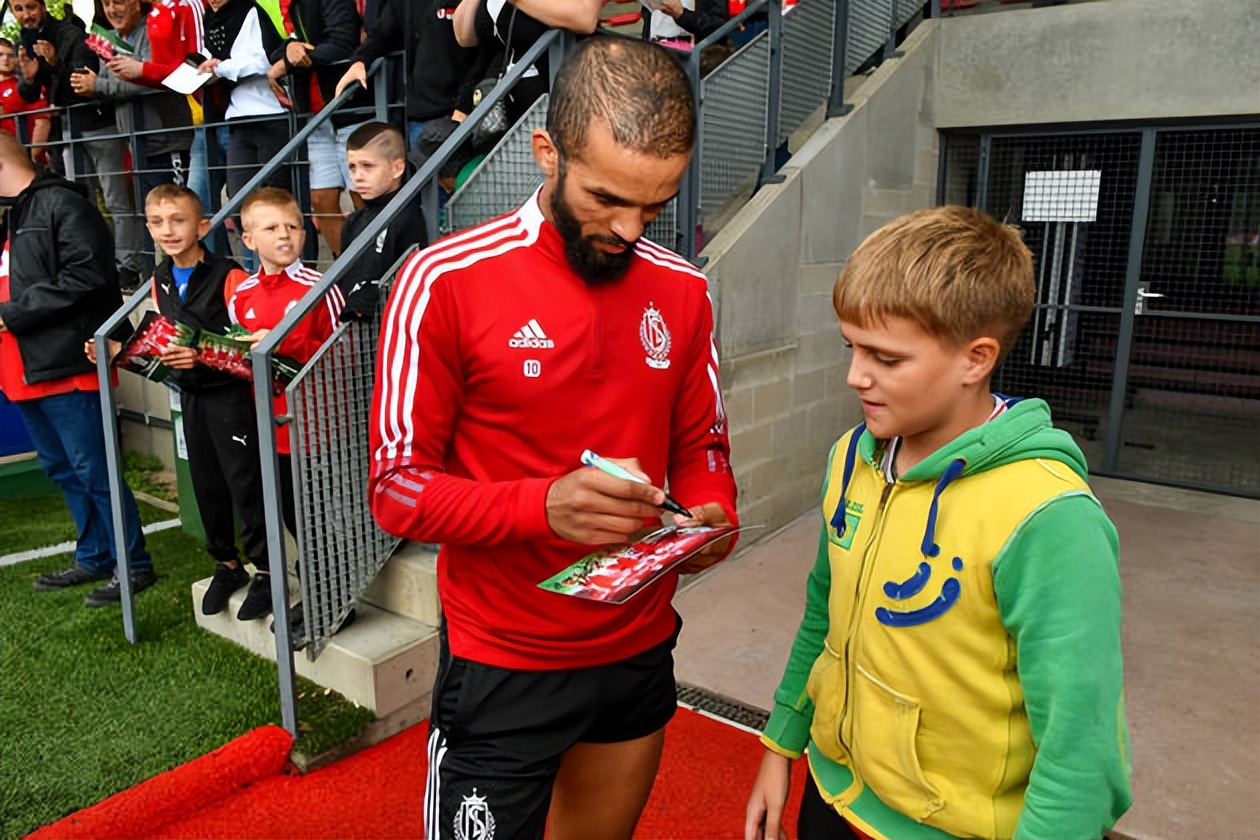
[{"x1": 424, "y1": 618, "x2": 681, "y2": 840}]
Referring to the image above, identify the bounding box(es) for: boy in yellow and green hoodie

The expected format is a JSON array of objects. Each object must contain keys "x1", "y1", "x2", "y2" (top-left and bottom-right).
[{"x1": 745, "y1": 206, "x2": 1132, "y2": 840}]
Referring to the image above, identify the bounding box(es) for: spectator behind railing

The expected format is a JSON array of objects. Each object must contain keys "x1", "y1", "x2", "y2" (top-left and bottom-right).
[
  {"x1": 15, "y1": 0, "x2": 143, "y2": 286},
  {"x1": 336, "y1": 121, "x2": 427, "y2": 321},
  {"x1": 71, "y1": 0, "x2": 194, "y2": 271},
  {"x1": 198, "y1": 0, "x2": 290, "y2": 213},
  {"x1": 0, "y1": 36, "x2": 50, "y2": 161},
  {"x1": 266, "y1": 0, "x2": 363, "y2": 257},
  {"x1": 228, "y1": 186, "x2": 345, "y2": 638},
  {"x1": 451, "y1": 0, "x2": 605, "y2": 124},
  {"x1": 334, "y1": 0, "x2": 479, "y2": 152}
]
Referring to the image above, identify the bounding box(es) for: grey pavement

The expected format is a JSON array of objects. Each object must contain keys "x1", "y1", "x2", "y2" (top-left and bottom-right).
[{"x1": 675, "y1": 476, "x2": 1260, "y2": 840}]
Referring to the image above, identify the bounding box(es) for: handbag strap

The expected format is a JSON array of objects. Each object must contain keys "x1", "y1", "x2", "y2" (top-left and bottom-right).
[{"x1": 497, "y1": 4, "x2": 519, "y2": 80}]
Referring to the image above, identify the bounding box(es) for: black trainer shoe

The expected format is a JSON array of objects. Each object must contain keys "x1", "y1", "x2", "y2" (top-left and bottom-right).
[
  {"x1": 84, "y1": 569, "x2": 157, "y2": 607},
  {"x1": 236, "y1": 574, "x2": 274, "y2": 621},
  {"x1": 34, "y1": 566, "x2": 112, "y2": 591},
  {"x1": 201, "y1": 563, "x2": 251, "y2": 615}
]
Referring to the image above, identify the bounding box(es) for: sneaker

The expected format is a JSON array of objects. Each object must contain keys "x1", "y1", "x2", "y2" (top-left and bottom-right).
[
  {"x1": 201, "y1": 563, "x2": 250, "y2": 615},
  {"x1": 84, "y1": 569, "x2": 157, "y2": 607},
  {"x1": 236, "y1": 574, "x2": 274, "y2": 621},
  {"x1": 34, "y1": 566, "x2": 112, "y2": 591}
]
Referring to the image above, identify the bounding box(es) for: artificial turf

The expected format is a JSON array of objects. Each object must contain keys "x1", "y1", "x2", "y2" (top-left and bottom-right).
[
  {"x1": 0, "y1": 502, "x2": 376, "y2": 839},
  {"x1": 0, "y1": 495, "x2": 173, "y2": 557}
]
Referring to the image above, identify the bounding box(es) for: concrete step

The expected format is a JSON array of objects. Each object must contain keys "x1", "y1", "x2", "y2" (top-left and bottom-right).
[
  {"x1": 192, "y1": 576, "x2": 439, "y2": 719},
  {"x1": 361, "y1": 541, "x2": 441, "y2": 627}
]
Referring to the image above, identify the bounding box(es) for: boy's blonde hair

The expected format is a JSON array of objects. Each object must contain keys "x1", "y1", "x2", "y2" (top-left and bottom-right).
[
  {"x1": 833, "y1": 206, "x2": 1034, "y2": 361},
  {"x1": 145, "y1": 184, "x2": 203, "y2": 215},
  {"x1": 240, "y1": 187, "x2": 301, "y2": 230}
]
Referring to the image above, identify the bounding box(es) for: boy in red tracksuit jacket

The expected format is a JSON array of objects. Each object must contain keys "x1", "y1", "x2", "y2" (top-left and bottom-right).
[{"x1": 227, "y1": 186, "x2": 343, "y2": 621}]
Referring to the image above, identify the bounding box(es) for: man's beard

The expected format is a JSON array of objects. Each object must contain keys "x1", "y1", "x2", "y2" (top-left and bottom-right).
[{"x1": 551, "y1": 172, "x2": 636, "y2": 286}]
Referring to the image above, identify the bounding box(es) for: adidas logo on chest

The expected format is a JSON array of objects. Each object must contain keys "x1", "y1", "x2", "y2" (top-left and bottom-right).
[{"x1": 508, "y1": 319, "x2": 555, "y2": 350}]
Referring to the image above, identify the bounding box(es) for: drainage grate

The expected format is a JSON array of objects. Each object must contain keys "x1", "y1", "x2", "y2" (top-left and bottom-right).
[{"x1": 676, "y1": 684, "x2": 770, "y2": 732}]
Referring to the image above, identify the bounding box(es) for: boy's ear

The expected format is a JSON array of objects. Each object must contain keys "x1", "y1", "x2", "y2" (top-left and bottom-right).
[
  {"x1": 240, "y1": 227, "x2": 254, "y2": 251},
  {"x1": 961, "y1": 337, "x2": 1000, "y2": 385},
  {"x1": 390, "y1": 157, "x2": 405, "y2": 181},
  {"x1": 197, "y1": 217, "x2": 211, "y2": 239}
]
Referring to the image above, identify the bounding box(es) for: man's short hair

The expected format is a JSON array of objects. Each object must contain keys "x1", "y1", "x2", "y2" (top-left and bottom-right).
[
  {"x1": 833, "y1": 206, "x2": 1035, "y2": 361},
  {"x1": 144, "y1": 183, "x2": 203, "y2": 215},
  {"x1": 346, "y1": 121, "x2": 406, "y2": 163},
  {"x1": 240, "y1": 186, "x2": 301, "y2": 229},
  {"x1": 546, "y1": 37, "x2": 695, "y2": 162}
]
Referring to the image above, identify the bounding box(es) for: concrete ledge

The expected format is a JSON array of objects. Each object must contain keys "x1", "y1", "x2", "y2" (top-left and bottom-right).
[
  {"x1": 361, "y1": 541, "x2": 441, "y2": 626},
  {"x1": 191, "y1": 578, "x2": 439, "y2": 718}
]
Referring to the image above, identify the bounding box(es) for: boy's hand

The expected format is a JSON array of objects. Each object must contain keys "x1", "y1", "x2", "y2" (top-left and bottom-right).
[
  {"x1": 744, "y1": 750, "x2": 791, "y2": 840},
  {"x1": 106, "y1": 55, "x2": 143, "y2": 80},
  {"x1": 247, "y1": 329, "x2": 271, "y2": 350},
  {"x1": 333, "y1": 61, "x2": 365, "y2": 97},
  {"x1": 671, "y1": 501, "x2": 734, "y2": 574},
  {"x1": 197, "y1": 57, "x2": 221, "y2": 75},
  {"x1": 84, "y1": 338, "x2": 121, "y2": 365},
  {"x1": 160, "y1": 345, "x2": 199, "y2": 370}
]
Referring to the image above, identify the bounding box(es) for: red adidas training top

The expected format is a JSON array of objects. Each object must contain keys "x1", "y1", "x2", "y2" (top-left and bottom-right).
[
  {"x1": 228, "y1": 261, "x2": 342, "y2": 454},
  {"x1": 369, "y1": 192, "x2": 737, "y2": 670}
]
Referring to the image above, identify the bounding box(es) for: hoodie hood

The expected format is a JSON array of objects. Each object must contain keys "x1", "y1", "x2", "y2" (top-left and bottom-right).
[{"x1": 830, "y1": 397, "x2": 1090, "y2": 560}]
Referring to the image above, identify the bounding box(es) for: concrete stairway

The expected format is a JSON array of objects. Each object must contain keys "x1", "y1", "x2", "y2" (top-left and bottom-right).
[{"x1": 191, "y1": 541, "x2": 442, "y2": 722}]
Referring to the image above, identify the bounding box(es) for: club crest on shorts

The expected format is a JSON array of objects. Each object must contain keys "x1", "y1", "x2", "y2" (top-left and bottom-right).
[
  {"x1": 640, "y1": 302, "x2": 671, "y2": 370},
  {"x1": 454, "y1": 788, "x2": 495, "y2": 840}
]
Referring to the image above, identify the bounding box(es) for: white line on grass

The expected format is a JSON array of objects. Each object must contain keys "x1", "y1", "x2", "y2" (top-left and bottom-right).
[{"x1": 0, "y1": 519, "x2": 183, "y2": 567}]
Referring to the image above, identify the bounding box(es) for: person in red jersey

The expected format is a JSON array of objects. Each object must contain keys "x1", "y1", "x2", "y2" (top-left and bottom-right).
[
  {"x1": 0, "y1": 37, "x2": 49, "y2": 161},
  {"x1": 228, "y1": 186, "x2": 343, "y2": 620},
  {"x1": 369, "y1": 37, "x2": 738, "y2": 840}
]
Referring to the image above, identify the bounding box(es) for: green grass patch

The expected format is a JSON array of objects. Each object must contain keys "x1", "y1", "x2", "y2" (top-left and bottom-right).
[
  {"x1": 122, "y1": 451, "x2": 176, "y2": 503},
  {"x1": 0, "y1": 506, "x2": 376, "y2": 839},
  {"x1": 0, "y1": 497, "x2": 173, "y2": 557}
]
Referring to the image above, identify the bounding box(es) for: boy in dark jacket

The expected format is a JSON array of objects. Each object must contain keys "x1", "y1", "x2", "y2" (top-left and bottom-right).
[
  {"x1": 337, "y1": 121, "x2": 427, "y2": 321},
  {"x1": 0, "y1": 132, "x2": 154, "y2": 607},
  {"x1": 138, "y1": 185, "x2": 275, "y2": 619}
]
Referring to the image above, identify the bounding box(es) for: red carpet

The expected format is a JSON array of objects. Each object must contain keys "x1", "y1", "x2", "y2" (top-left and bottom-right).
[{"x1": 30, "y1": 707, "x2": 806, "y2": 839}]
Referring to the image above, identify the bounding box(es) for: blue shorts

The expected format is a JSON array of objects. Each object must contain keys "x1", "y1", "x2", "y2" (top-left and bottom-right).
[{"x1": 306, "y1": 121, "x2": 362, "y2": 190}]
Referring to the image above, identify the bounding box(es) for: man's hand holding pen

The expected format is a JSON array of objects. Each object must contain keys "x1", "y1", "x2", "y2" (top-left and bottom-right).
[
  {"x1": 546, "y1": 451, "x2": 734, "y2": 570},
  {"x1": 546, "y1": 456, "x2": 667, "y2": 545}
]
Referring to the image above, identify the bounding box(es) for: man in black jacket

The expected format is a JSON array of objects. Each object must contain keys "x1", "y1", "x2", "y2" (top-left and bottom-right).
[
  {"x1": 333, "y1": 0, "x2": 479, "y2": 151},
  {"x1": 0, "y1": 132, "x2": 155, "y2": 606},
  {"x1": 266, "y1": 0, "x2": 363, "y2": 256}
]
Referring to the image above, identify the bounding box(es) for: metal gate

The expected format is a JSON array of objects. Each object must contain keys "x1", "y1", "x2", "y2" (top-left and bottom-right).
[{"x1": 942, "y1": 125, "x2": 1260, "y2": 498}]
